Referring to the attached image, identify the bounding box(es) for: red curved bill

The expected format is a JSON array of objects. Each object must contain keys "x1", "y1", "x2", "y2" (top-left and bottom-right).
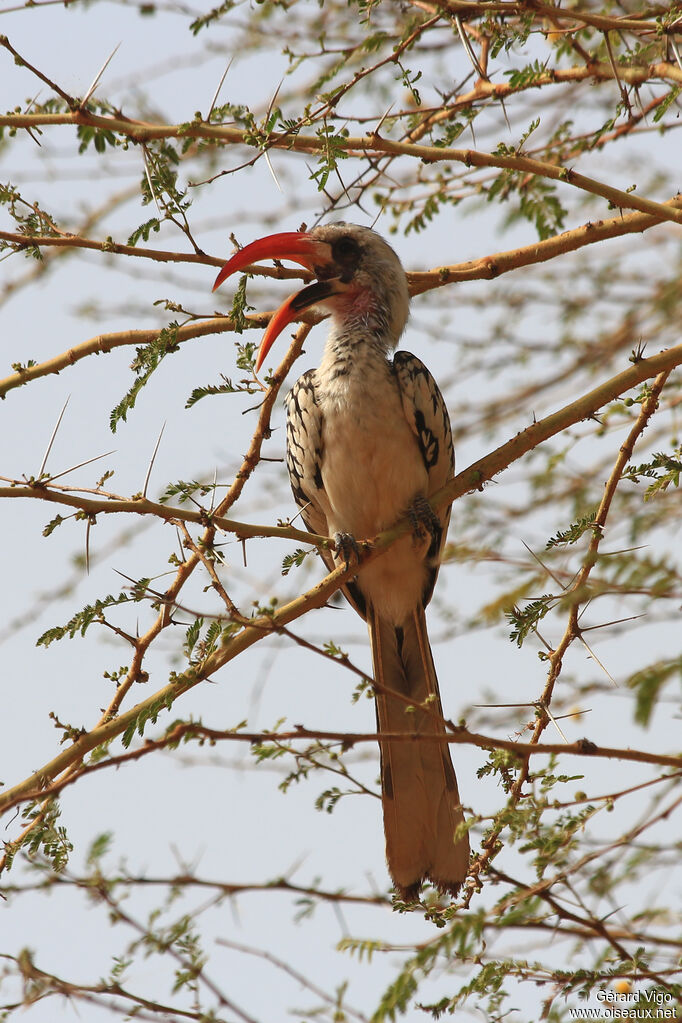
[{"x1": 212, "y1": 232, "x2": 327, "y2": 292}]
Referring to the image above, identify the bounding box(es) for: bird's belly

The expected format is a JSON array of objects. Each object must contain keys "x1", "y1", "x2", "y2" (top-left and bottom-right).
[
  {"x1": 321, "y1": 401, "x2": 431, "y2": 624},
  {"x1": 321, "y1": 407, "x2": 427, "y2": 537}
]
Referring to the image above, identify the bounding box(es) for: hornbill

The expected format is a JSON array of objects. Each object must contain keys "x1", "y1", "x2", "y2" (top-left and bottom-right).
[{"x1": 214, "y1": 224, "x2": 469, "y2": 899}]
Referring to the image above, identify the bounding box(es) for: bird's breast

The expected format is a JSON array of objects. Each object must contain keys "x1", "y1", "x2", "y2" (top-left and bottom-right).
[{"x1": 316, "y1": 364, "x2": 428, "y2": 540}]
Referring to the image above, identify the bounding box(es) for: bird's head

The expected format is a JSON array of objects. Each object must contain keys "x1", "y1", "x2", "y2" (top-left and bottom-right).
[{"x1": 213, "y1": 223, "x2": 410, "y2": 371}]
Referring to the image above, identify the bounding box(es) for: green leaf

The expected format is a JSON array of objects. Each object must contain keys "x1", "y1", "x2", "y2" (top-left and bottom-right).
[
  {"x1": 506, "y1": 595, "x2": 554, "y2": 647},
  {"x1": 281, "y1": 547, "x2": 312, "y2": 575},
  {"x1": 627, "y1": 657, "x2": 682, "y2": 726},
  {"x1": 546, "y1": 511, "x2": 598, "y2": 548},
  {"x1": 229, "y1": 275, "x2": 255, "y2": 335},
  {"x1": 36, "y1": 591, "x2": 134, "y2": 648},
  {"x1": 86, "y1": 831, "x2": 113, "y2": 866},
  {"x1": 127, "y1": 217, "x2": 161, "y2": 246},
  {"x1": 121, "y1": 689, "x2": 176, "y2": 748},
  {"x1": 189, "y1": 0, "x2": 236, "y2": 35},
  {"x1": 109, "y1": 321, "x2": 180, "y2": 433}
]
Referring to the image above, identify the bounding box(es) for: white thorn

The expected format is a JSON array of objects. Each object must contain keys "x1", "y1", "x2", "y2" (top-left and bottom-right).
[
  {"x1": 81, "y1": 42, "x2": 121, "y2": 107},
  {"x1": 38, "y1": 396, "x2": 70, "y2": 477},
  {"x1": 143, "y1": 421, "x2": 166, "y2": 499},
  {"x1": 207, "y1": 57, "x2": 233, "y2": 121}
]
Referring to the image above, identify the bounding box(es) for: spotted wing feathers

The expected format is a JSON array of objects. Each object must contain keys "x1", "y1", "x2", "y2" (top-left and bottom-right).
[
  {"x1": 392, "y1": 350, "x2": 454, "y2": 487},
  {"x1": 285, "y1": 369, "x2": 328, "y2": 540}
]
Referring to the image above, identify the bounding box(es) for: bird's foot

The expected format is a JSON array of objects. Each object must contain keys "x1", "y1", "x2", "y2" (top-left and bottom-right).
[
  {"x1": 334, "y1": 531, "x2": 360, "y2": 571},
  {"x1": 408, "y1": 495, "x2": 441, "y2": 546}
]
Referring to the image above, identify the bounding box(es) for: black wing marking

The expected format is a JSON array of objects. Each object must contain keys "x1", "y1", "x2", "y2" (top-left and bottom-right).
[
  {"x1": 285, "y1": 369, "x2": 368, "y2": 620},
  {"x1": 392, "y1": 351, "x2": 454, "y2": 481},
  {"x1": 285, "y1": 369, "x2": 328, "y2": 538},
  {"x1": 392, "y1": 350, "x2": 454, "y2": 608}
]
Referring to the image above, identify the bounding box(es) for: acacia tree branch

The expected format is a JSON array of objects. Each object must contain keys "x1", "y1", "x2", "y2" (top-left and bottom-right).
[
  {"x1": 3, "y1": 721, "x2": 680, "y2": 816},
  {"x1": 0, "y1": 486, "x2": 329, "y2": 546},
  {"x1": 403, "y1": 60, "x2": 680, "y2": 142},
  {"x1": 2, "y1": 108, "x2": 682, "y2": 225},
  {"x1": 434, "y1": 2, "x2": 676, "y2": 35},
  {"x1": 0, "y1": 325, "x2": 315, "y2": 872},
  {"x1": 2, "y1": 340, "x2": 681, "y2": 550},
  {"x1": 3, "y1": 194, "x2": 681, "y2": 404},
  {"x1": 408, "y1": 195, "x2": 682, "y2": 292},
  {"x1": 1, "y1": 344, "x2": 680, "y2": 820},
  {"x1": 433, "y1": 345, "x2": 682, "y2": 509},
  {"x1": 461, "y1": 369, "x2": 674, "y2": 902},
  {"x1": 0, "y1": 228, "x2": 311, "y2": 275},
  {"x1": 542, "y1": 370, "x2": 673, "y2": 692},
  {"x1": 3, "y1": 191, "x2": 680, "y2": 302},
  {"x1": 0, "y1": 317, "x2": 231, "y2": 398}
]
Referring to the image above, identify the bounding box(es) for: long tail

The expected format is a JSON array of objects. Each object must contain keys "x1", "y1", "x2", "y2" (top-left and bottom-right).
[{"x1": 368, "y1": 605, "x2": 469, "y2": 900}]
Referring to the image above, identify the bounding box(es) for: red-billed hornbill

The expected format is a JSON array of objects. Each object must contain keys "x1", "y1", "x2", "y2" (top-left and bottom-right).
[{"x1": 214, "y1": 224, "x2": 469, "y2": 899}]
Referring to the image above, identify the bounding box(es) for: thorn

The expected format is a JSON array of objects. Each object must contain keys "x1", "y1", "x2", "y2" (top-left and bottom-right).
[
  {"x1": 241, "y1": 538, "x2": 247, "y2": 568},
  {"x1": 112, "y1": 568, "x2": 168, "y2": 601},
  {"x1": 579, "y1": 634, "x2": 618, "y2": 687},
  {"x1": 80, "y1": 42, "x2": 121, "y2": 109},
  {"x1": 264, "y1": 75, "x2": 284, "y2": 124},
  {"x1": 369, "y1": 205, "x2": 385, "y2": 231},
  {"x1": 555, "y1": 708, "x2": 591, "y2": 722},
  {"x1": 209, "y1": 466, "x2": 218, "y2": 515},
  {"x1": 23, "y1": 90, "x2": 43, "y2": 147},
  {"x1": 538, "y1": 703, "x2": 570, "y2": 743},
  {"x1": 581, "y1": 613, "x2": 646, "y2": 632},
  {"x1": 85, "y1": 517, "x2": 92, "y2": 575},
  {"x1": 46, "y1": 449, "x2": 116, "y2": 484},
  {"x1": 603, "y1": 31, "x2": 632, "y2": 119},
  {"x1": 142, "y1": 145, "x2": 163, "y2": 217},
  {"x1": 453, "y1": 15, "x2": 487, "y2": 80},
  {"x1": 499, "y1": 96, "x2": 511, "y2": 134},
  {"x1": 38, "y1": 396, "x2": 70, "y2": 477},
  {"x1": 288, "y1": 500, "x2": 313, "y2": 527},
  {"x1": 670, "y1": 37, "x2": 682, "y2": 73},
  {"x1": 113, "y1": 568, "x2": 139, "y2": 586},
  {"x1": 471, "y1": 702, "x2": 539, "y2": 709},
  {"x1": 599, "y1": 544, "x2": 647, "y2": 556},
  {"x1": 175, "y1": 526, "x2": 187, "y2": 563},
  {"x1": 521, "y1": 539, "x2": 565, "y2": 589},
  {"x1": 263, "y1": 149, "x2": 283, "y2": 193},
  {"x1": 372, "y1": 102, "x2": 395, "y2": 139},
  {"x1": 468, "y1": 115, "x2": 476, "y2": 148},
  {"x1": 207, "y1": 57, "x2": 233, "y2": 121},
  {"x1": 142, "y1": 421, "x2": 166, "y2": 499}
]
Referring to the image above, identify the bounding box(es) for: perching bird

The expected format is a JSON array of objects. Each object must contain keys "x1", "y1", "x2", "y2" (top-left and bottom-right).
[{"x1": 213, "y1": 224, "x2": 469, "y2": 899}]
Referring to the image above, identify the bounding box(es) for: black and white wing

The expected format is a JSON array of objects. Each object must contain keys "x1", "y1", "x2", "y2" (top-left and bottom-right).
[
  {"x1": 285, "y1": 369, "x2": 329, "y2": 540},
  {"x1": 285, "y1": 369, "x2": 367, "y2": 619},
  {"x1": 392, "y1": 350, "x2": 454, "y2": 606}
]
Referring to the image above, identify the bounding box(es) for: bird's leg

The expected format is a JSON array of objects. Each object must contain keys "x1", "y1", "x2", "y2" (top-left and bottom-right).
[
  {"x1": 408, "y1": 495, "x2": 441, "y2": 542},
  {"x1": 334, "y1": 531, "x2": 361, "y2": 571}
]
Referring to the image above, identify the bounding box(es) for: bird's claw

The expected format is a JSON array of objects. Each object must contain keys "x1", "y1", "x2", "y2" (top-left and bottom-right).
[
  {"x1": 334, "y1": 531, "x2": 360, "y2": 571},
  {"x1": 408, "y1": 495, "x2": 441, "y2": 543}
]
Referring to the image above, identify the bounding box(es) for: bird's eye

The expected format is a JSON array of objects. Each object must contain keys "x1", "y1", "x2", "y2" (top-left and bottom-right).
[{"x1": 332, "y1": 236, "x2": 360, "y2": 268}]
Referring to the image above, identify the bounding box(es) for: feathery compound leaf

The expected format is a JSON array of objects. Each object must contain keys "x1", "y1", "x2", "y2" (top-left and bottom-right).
[
  {"x1": 626, "y1": 657, "x2": 682, "y2": 727},
  {"x1": 109, "y1": 322, "x2": 180, "y2": 433},
  {"x1": 159, "y1": 479, "x2": 216, "y2": 504},
  {"x1": 281, "y1": 547, "x2": 313, "y2": 575},
  {"x1": 230, "y1": 275, "x2": 255, "y2": 335},
  {"x1": 121, "y1": 690, "x2": 175, "y2": 748},
  {"x1": 37, "y1": 591, "x2": 134, "y2": 648},
  {"x1": 622, "y1": 448, "x2": 682, "y2": 498},
  {"x1": 546, "y1": 511, "x2": 598, "y2": 548},
  {"x1": 127, "y1": 217, "x2": 161, "y2": 246},
  {"x1": 185, "y1": 378, "x2": 240, "y2": 408},
  {"x1": 506, "y1": 596, "x2": 554, "y2": 647}
]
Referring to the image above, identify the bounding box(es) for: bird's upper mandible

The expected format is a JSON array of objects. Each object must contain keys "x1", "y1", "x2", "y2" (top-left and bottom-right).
[{"x1": 213, "y1": 223, "x2": 411, "y2": 370}]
